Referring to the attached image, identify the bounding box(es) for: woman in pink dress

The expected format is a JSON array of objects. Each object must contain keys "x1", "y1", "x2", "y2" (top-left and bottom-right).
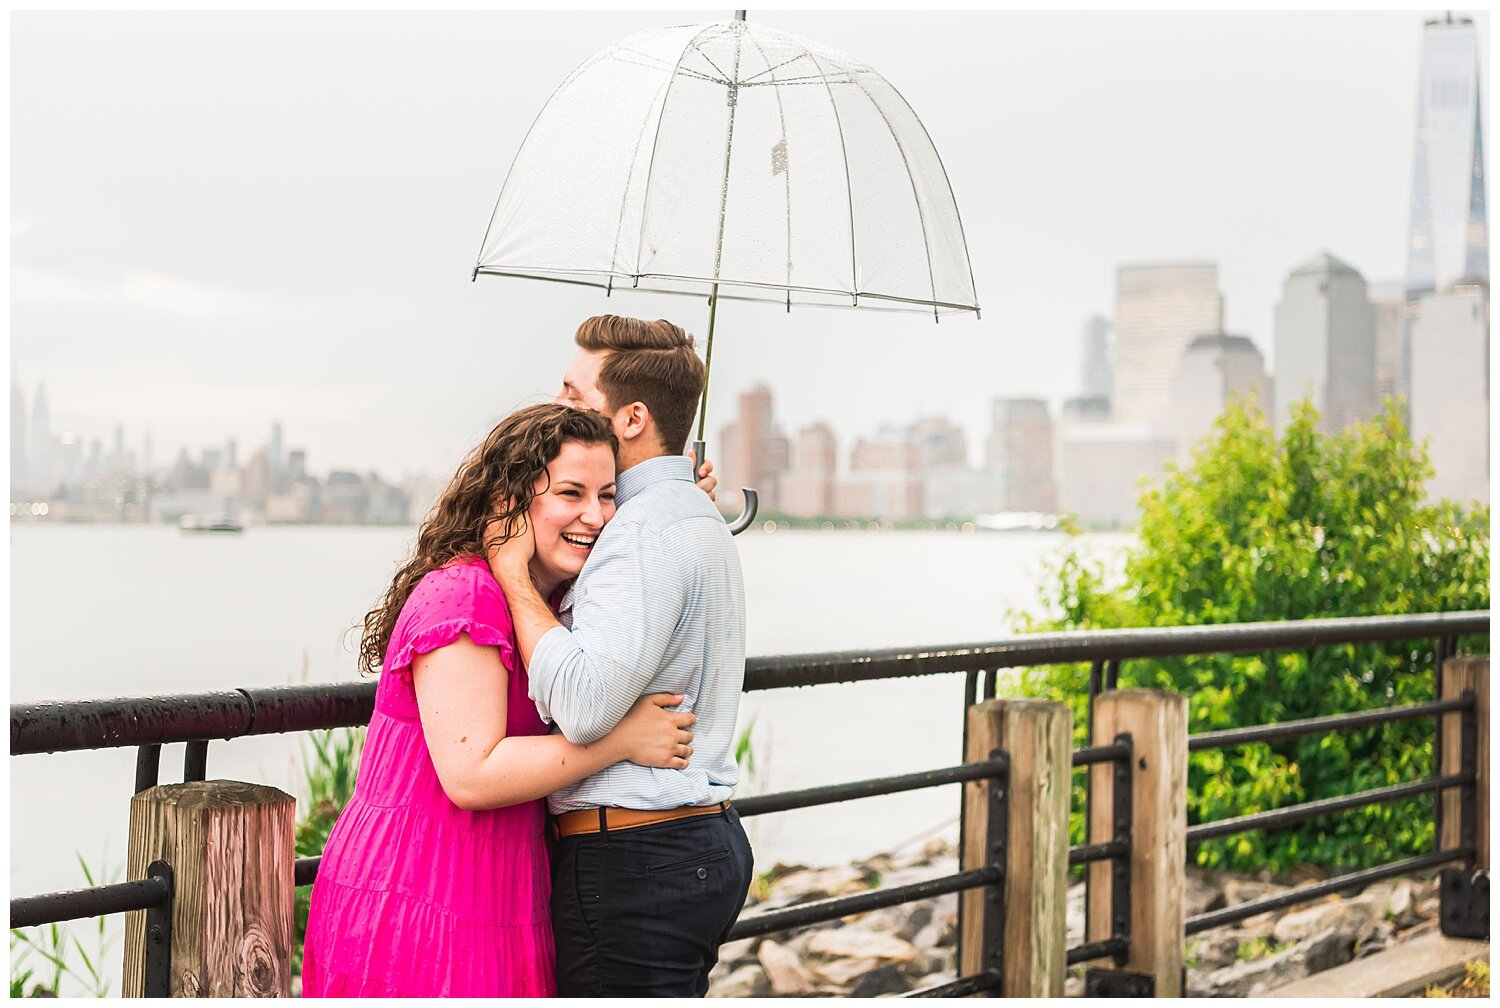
[{"x1": 302, "y1": 404, "x2": 696, "y2": 997}]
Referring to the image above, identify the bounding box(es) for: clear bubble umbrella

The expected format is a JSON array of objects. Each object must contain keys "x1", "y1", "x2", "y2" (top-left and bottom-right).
[{"x1": 474, "y1": 14, "x2": 979, "y2": 531}]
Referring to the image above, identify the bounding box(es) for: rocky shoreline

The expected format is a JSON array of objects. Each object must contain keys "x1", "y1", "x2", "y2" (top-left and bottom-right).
[{"x1": 708, "y1": 835, "x2": 1450, "y2": 998}]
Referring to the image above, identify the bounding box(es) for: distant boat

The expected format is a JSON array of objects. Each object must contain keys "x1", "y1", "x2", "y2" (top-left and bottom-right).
[{"x1": 178, "y1": 514, "x2": 245, "y2": 534}]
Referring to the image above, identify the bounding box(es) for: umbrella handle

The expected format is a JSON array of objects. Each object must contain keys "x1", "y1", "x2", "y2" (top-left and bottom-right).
[
  {"x1": 692, "y1": 438, "x2": 759, "y2": 535},
  {"x1": 725, "y1": 488, "x2": 759, "y2": 536}
]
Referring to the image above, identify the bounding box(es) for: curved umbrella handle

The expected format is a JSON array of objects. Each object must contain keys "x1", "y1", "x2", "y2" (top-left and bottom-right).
[
  {"x1": 725, "y1": 488, "x2": 759, "y2": 536},
  {"x1": 692, "y1": 439, "x2": 758, "y2": 535}
]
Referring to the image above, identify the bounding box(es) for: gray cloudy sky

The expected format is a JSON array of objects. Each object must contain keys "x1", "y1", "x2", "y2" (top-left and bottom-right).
[{"x1": 11, "y1": 11, "x2": 1487, "y2": 478}]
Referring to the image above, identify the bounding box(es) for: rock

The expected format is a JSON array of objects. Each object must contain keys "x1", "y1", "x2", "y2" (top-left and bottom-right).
[
  {"x1": 758, "y1": 939, "x2": 817, "y2": 996},
  {"x1": 1299, "y1": 926, "x2": 1356, "y2": 974},
  {"x1": 1184, "y1": 867, "x2": 1226, "y2": 916},
  {"x1": 896, "y1": 901, "x2": 935, "y2": 941},
  {"x1": 1206, "y1": 943, "x2": 1307, "y2": 998},
  {"x1": 851, "y1": 963, "x2": 912, "y2": 997},
  {"x1": 767, "y1": 866, "x2": 875, "y2": 905},
  {"x1": 1272, "y1": 896, "x2": 1381, "y2": 944},
  {"x1": 813, "y1": 956, "x2": 881, "y2": 987},
  {"x1": 807, "y1": 929, "x2": 920, "y2": 963},
  {"x1": 709, "y1": 963, "x2": 770, "y2": 998},
  {"x1": 715, "y1": 936, "x2": 760, "y2": 967},
  {"x1": 1387, "y1": 880, "x2": 1420, "y2": 927},
  {"x1": 912, "y1": 912, "x2": 957, "y2": 950},
  {"x1": 1064, "y1": 974, "x2": 1084, "y2": 998},
  {"x1": 1065, "y1": 882, "x2": 1086, "y2": 944},
  {"x1": 1191, "y1": 933, "x2": 1242, "y2": 970}
]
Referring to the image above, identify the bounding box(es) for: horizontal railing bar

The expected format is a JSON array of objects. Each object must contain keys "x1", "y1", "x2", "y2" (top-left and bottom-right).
[
  {"x1": 1184, "y1": 849, "x2": 1469, "y2": 935},
  {"x1": 1067, "y1": 936, "x2": 1130, "y2": 965},
  {"x1": 743, "y1": 611, "x2": 1488, "y2": 691},
  {"x1": 735, "y1": 756, "x2": 1008, "y2": 817},
  {"x1": 295, "y1": 856, "x2": 321, "y2": 887},
  {"x1": 727, "y1": 867, "x2": 1002, "y2": 941},
  {"x1": 904, "y1": 971, "x2": 1000, "y2": 998},
  {"x1": 12, "y1": 683, "x2": 376, "y2": 755},
  {"x1": 1069, "y1": 840, "x2": 1129, "y2": 866},
  {"x1": 1189, "y1": 697, "x2": 1473, "y2": 753},
  {"x1": 1072, "y1": 742, "x2": 1130, "y2": 767},
  {"x1": 11, "y1": 612, "x2": 1488, "y2": 753},
  {"x1": 1187, "y1": 774, "x2": 1472, "y2": 844},
  {"x1": 11, "y1": 878, "x2": 170, "y2": 928}
]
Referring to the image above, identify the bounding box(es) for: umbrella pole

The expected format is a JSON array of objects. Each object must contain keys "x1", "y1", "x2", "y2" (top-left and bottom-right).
[
  {"x1": 696, "y1": 282, "x2": 720, "y2": 444},
  {"x1": 692, "y1": 284, "x2": 758, "y2": 535}
]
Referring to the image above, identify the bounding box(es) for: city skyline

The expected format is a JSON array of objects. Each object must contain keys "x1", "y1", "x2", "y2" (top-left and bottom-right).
[{"x1": 11, "y1": 12, "x2": 1485, "y2": 479}]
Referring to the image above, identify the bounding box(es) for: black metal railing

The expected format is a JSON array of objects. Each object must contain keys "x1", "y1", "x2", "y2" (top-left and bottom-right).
[
  {"x1": 1067, "y1": 737, "x2": 1133, "y2": 967},
  {"x1": 1181, "y1": 691, "x2": 1480, "y2": 937},
  {"x1": 9, "y1": 610, "x2": 1488, "y2": 997},
  {"x1": 721, "y1": 753, "x2": 1011, "y2": 997}
]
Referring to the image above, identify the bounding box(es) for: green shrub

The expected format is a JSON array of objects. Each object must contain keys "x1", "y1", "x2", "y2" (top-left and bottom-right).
[
  {"x1": 293, "y1": 727, "x2": 366, "y2": 978},
  {"x1": 1018, "y1": 398, "x2": 1489, "y2": 871}
]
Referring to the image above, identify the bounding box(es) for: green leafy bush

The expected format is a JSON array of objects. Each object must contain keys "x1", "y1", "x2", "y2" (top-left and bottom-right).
[
  {"x1": 293, "y1": 727, "x2": 365, "y2": 979},
  {"x1": 1019, "y1": 398, "x2": 1489, "y2": 871}
]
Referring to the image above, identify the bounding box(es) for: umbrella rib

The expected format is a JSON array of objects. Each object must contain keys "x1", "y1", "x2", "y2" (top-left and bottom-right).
[
  {"x1": 871, "y1": 76, "x2": 981, "y2": 315},
  {"x1": 475, "y1": 266, "x2": 977, "y2": 312},
  {"x1": 741, "y1": 28, "x2": 796, "y2": 295},
  {"x1": 740, "y1": 51, "x2": 813, "y2": 84},
  {"x1": 840, "y1": 71, "x2": 942, "y2": 319},
  {"x1": 794, "y1": 40, "x2": 860, "y2": 304},
  {"x1": 633, "y1": 22, "x2": 728, "y2": 278},
  {"x1": 609, "y1": 68, "x2": 677, "y2": 276}
]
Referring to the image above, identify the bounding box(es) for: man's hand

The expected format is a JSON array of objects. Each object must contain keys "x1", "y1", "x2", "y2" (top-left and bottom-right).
[
  {"x1": 688, "y1": 450, "x2": 718, "y2": 502},
  {"x1": 485, "y1": 509, "x2": 535, "y2": 588}
]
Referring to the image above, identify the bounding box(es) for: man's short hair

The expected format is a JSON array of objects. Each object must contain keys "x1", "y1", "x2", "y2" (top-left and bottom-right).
[{"x1": 574, "y1": 315, "x2": 706, "y2": 455}]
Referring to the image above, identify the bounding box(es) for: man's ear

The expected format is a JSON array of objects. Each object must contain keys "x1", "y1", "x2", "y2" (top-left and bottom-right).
[{"x1": 615, "y1": 401, "x2": 651, "y2": 442}]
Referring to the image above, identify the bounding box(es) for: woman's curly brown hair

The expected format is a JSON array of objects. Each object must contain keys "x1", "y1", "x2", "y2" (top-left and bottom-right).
[{"x1": 358, "y1": 403, "x2": 617, "y2": 676}]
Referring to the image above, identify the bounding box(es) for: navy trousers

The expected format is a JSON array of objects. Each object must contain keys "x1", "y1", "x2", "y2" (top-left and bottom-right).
[{"x1": 549, "y1": 806, "x2": 754, "y2": 997}]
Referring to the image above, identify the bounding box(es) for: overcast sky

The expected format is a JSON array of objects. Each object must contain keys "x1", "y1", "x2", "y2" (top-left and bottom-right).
[{"x1": 11, "y1": 10, "x2": 1488, "y2": 478}]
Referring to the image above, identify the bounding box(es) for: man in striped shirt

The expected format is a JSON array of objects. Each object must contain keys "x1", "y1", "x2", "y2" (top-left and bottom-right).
[{"x1": 489, "y1": 315, "x2": 752, "y2": 997}]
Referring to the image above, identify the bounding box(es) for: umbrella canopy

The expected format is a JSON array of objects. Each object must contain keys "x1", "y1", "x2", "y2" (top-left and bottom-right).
[{"x1": 474, "y1": 19, "x2": 979, "y2": 316}]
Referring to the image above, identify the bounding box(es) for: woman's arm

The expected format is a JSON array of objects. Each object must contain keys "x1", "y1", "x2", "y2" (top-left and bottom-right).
[{"x1": 412, "y1": 633, "x2": 694, "y2": 812}]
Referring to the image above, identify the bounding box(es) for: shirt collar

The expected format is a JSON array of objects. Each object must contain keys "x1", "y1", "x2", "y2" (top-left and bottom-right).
[{"x1": 614, "y1": 453, "x2": 693, "y2": 508}]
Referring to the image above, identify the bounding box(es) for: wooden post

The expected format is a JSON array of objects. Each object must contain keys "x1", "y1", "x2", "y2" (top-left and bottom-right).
[
  {"x1": 123, "y1": 781, "x2": 296, "y2": 997},
  {"x1": 1440, "y1": 656, "x2": 1489, "y2": 868},
  {"x1": 1086, "y1": 689, "x2": 1187, "y2": 996},
  {"x1": 960, "y1": 698, "x2": 1072, "y2": 997}
]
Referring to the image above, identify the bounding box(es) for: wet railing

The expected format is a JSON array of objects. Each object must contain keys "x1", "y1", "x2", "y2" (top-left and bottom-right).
[{"x1": 9, "y1": 609, "x2": 1489, "y2": 997}]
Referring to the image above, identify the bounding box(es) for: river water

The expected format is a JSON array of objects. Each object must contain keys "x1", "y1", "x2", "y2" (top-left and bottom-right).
[{"x1": 9, "y1": 523, "x2": 1127, "y2": 993}]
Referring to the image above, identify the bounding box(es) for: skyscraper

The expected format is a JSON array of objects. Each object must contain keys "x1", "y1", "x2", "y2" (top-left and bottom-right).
[
  {"x1": 1273, "y1": 252, "x2": 1378, "y2": 434},
  {"x1": 1112, "y1": 261, "x2": 1224, "y2": 427},
  {"x1": 30, "y1": 382, "x2": 52, "y2": 488},
  {"x1": 1405, "y1": 13, "x2": 1487, "y2": 301},
  {"x1": 1410, "y1": 280, "x2": 1488, "y2": 504},
  {"x1": 1164, "y1": 333, "x2": 1270, "y2": 461},
  {"x1": 1080, "y1": 315, "x2": 1112, "y2": 403},
  {"x1": 984, "y1": 398, "x2": 1056, "y2": 513}
]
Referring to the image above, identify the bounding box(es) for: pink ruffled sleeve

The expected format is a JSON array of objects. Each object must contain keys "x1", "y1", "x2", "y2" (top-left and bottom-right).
[{"x1": 382, "y1": 558, "x2": 519, "y2": 680}]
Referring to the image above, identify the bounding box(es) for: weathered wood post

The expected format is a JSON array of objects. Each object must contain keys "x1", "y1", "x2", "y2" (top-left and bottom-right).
[
  {"x1": 1086, "y1": 689, "x2": 1187, "y2": 996},
  {"x1": 1439, "y1": 656, "x2": 1489, "y2": 868},
  {"x1": 960, "y1": 698, "x2": 1072, "y2": 996},
  {"x1": 123, "y1": 780, "x2": 296, "y2": 997}
]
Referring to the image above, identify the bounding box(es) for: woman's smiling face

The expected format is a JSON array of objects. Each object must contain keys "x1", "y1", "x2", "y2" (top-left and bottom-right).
[{"x1": 526, "y1": 439, "x2": 617, "y2": 595}]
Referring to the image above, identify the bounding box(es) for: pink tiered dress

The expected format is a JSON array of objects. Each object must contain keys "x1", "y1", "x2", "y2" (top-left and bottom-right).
[{"x1": 302, "y1": 557, "x2": 555, "y2": 997}]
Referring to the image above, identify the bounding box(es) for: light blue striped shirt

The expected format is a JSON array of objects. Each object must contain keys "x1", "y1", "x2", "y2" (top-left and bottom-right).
[{"x1": 528, "y1": 453, "x2": 747, "y2": 814}]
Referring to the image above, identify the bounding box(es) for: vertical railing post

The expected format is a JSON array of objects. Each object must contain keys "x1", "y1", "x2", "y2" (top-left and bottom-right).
[
  {"x1": 1086, "y1": 689, "x2": 1187, "y2": 996},
  {"x1": 1440, "y1": 656, "x2": 1489, "y2": 868},
  {"x1": 960, "y1": 698, "x2": 1072, "y2": 996},
  {"x1": 123, "y1": 780, "x2": 296, "y2": 997}
]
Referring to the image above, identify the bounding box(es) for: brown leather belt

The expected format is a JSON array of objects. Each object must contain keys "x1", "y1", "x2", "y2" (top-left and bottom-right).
[{"x1": 552, "y1": 801, "x2": 731, "y2": 839}]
